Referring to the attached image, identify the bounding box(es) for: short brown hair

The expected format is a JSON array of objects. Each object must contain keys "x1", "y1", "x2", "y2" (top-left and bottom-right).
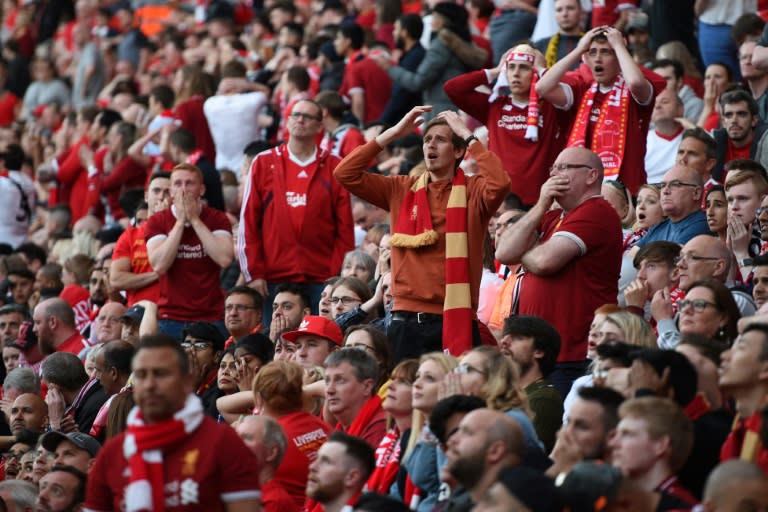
[
  {"x1": 252, "y1": 360, "x2": 304, "y2": 414},
  {"x1": 619, "y1": 397, "x2": 693, "y2": 472},
  {"x1": 724, "y1": 168, "x2": 768, "y2": 196},
  {"x1": 422, "y1": 118, "x2": 467, "y2": 169}
]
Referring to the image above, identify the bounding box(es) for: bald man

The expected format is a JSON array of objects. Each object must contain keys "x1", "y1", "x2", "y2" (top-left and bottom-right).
[
  {"x1": 93, "y1": 302, "x2": 127, "y2": 344},
  {"x1": 10, "y1": 393, "x2": 48, "y2": 436},
  {"x1": 32, "y1": 298, "x2": 87, "y2": 356},
  {"x1": 634, "y1": 165, "x2": 711, "y2": 249},
  {"x1": 443, "y1": 409, "x2": 525, "y2": 508},
  {"x1": 495, "y1": 147, "x2": 623, "y2": 396},
  {"x1": 653, "y1": 234, "x2": 756, "y2": 348},
  {"x1": 701, "y1": 460, "x2": 768, "y2": 512}
]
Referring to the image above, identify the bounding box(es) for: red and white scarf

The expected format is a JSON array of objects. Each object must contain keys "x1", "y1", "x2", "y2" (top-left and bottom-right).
[
  {"x1": 365, "y1": 427, "x2": 403, "y2": 494},
  {"x1": 488, "y1": 49, "x2": 541, "y2": 142},
  {"x1": 123, "y1": 394, "x2": 203, "y2": 512},
  {"x1": 389, "y1": 170, "x2": 473, "y2": 356},
  {"x1": 567, "y1": 76, "x2": 630, "y2": 180}
]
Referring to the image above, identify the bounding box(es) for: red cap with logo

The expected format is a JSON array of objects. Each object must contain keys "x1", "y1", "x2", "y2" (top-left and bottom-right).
[{"x1": 281, "y1": 316, "x2": 344, "y2": 346}]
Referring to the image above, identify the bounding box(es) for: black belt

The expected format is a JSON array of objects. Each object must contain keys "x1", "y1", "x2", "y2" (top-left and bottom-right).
[{"x1": 391, "y1": 311, "x2": 443, "y2": 323}]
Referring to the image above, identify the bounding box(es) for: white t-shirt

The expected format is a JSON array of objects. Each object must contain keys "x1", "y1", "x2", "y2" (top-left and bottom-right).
[
  {"x1": 0, "y1": 171, "x2": 35, "y2": 248},
  {"x1": 644, "y1": 128, "x2": 683, "y2": 184},
  {"x1": 203, "y1": 91, "x2": 268, "y2": 173}
]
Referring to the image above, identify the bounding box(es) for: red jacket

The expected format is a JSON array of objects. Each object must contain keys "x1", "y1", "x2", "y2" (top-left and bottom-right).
[
  {"x1": 237, "y1": 144, "x2": 354, "y2": 283},
  {"x1": 57, "y1": 136, "x2": 93, "y2": 222}
]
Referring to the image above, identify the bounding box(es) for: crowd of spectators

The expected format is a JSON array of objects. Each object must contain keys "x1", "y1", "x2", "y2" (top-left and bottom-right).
[{"x1": 0, "y1": 0, "x2": 768, "y2": 511}]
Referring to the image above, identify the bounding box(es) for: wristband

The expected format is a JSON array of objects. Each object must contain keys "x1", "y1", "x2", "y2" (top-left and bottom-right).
[{"x1": 465, "y1": 134, "x2": 478, "y2": 146}]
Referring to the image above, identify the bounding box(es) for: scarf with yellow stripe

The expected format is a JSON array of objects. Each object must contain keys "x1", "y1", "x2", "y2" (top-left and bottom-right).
[
  {"x1": 390, "y1": 169, "x2": 472, "y2": 356},
  {"x1": 721, "y1": 408, "x2": 768, "y2": 471}
]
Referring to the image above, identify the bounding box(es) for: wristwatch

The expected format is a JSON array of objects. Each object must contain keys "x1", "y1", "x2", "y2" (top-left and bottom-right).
[
  {"x1": 741, "y1": 257, "x2": 754, "y2": 267},
  {"x1": 464, "y1": 134, "x2": 478, "y2": 146}
]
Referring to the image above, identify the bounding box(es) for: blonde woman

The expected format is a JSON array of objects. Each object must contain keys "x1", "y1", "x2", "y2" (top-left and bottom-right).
[
  {"x1": 443, "y1": 346, "x2": 544, "y2": 456},
  {"x1": 563, "y1": 310, "x2": 656, "y2": 417},
  {"x1": 402, "y1": 352, "x2": 457, "y2": 512}
]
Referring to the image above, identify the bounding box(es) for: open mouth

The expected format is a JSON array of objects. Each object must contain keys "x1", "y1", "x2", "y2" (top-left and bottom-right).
[
  {"x1": 637, "y1": 212, "x2": 646, "y2": 221},
  {"x1": 594, "y1": 65, "x2": 604, "y2": 73}
]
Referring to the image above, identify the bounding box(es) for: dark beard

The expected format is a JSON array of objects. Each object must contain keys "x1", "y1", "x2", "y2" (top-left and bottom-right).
[
  {"x1": 447, "y1": 450, "x2": 486, "y2": 490},
  {"x1": 396, "y1": 36, "x2": 405, "y2": 50}
]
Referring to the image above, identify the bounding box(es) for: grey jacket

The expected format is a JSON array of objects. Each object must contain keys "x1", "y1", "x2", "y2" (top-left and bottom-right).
[{"x1": 388, "y1": 30, "x2": 477, "y2": 121}]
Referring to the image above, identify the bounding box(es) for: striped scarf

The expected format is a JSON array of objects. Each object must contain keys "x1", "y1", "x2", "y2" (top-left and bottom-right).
[
  {"x1": 390, "y1": 170, "x2": 472, "y2": 356},
  {"x1": 567, "y1": 76, "x2": 630, "y2": 180}
]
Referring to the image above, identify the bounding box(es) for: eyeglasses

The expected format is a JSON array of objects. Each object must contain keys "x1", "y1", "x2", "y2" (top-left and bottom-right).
[
  {"x1": 181, "y1": 340, "x2": 214, "y2": 351},
  {"x1": 658, "y1": 180, "x2": 699, "y2": 190},
  {"x1": 330, "y1": 296, "x2": 361, "y2": 306},
  {"x1": 549, "y1": 163, "x2": 593, "y2": 173},
  {"x1": 289, "y1": 112, "x2": 321, "y2": 122},
  {"x1": 757, "y1": 207, "x2": 768, "y2": 217},
  {"x1": 225, "y1": 304, "x2": 259, "y2": 313},
  {"x1": 673, "y1": 254, "x2": 719, "y2": 266},
  {"x1": 676, "y1": 299, "x2": 718, "y2": 312},
  {"x1": 347, "y1": 343, "x2": 377, "y2": 354},
  {"x1": 1, "y1": 452, "x2": 22, "y2": 462},
  {"x1": 453, "y1": 362, "x2": 488, "y2": 376}
]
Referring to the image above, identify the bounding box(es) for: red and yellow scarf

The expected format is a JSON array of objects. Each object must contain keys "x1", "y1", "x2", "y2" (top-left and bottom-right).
[
  {"x1": 567, "y1": 76, "x2": 630, "y2": 180},
  {"x1": 720, "y1": 408, "x2": 768, "y2": 472},
  {"x1": 389, "y1": 170, "x2": 472, "y2": 356}
]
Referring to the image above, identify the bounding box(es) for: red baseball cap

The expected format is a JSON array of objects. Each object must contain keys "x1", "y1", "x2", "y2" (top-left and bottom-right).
[{"x1": 282, "y1": 316, "x2": 343, "y2": 346}]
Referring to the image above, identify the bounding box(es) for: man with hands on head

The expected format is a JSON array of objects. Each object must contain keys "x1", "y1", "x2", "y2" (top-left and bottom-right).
[
  {"x1": 535, "y1": 25, "x2": 666, "y2": 194},
  {"x1": 334, "y1": 105, "x2": 509, "y2": 360},
  {"x1": 145, "y1": 163, "x2": 233, "y2": 340}
]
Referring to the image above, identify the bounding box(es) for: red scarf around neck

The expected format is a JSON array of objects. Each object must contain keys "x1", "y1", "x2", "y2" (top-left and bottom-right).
[
  {"x1": 123, "y1": 394, "x2": 203, "y2": 512},
  {"x1": 365, "y1": 426, "x2": 403, "y2": 494},
  {"x1": 337, "y1": 395, "x2": 382, "y2": 437},
  {"x1": 567, "y1": 76, "x2": 630, "y2": 180}
]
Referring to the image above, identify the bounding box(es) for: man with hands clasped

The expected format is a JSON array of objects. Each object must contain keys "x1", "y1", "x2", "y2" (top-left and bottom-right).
[{"x1": 145, "y1": 163, "x2": 233, "y2": 340}]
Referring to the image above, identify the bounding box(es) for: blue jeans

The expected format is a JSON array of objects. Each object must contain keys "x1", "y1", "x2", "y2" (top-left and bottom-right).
[
  {"x1": 698, "y1": 21, "x2": 740, "y2": 81},
  {"x1": 158, "y1": 319, "x2": 227, "y2": 342},
  {"x1": 489, "y1": 9, "x2": 537, "y2": 63},
  {"x1": 261, "y1": 282, "x2": 326, "y2": 330}
]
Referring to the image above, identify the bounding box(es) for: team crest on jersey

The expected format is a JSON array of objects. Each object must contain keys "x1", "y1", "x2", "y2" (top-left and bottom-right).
[{"x1": 182, "y1": 449, "x2": 199, "y2": 476}]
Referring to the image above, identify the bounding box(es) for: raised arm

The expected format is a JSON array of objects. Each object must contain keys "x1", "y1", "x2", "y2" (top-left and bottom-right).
[
  {"x1": 496, "y1": 173, "x2": 566, "y2": 265},
  {"x1": 604, "y1": 27, "x2": 653, "y2": 103},
  {"x1": 536, "y1": 27, "x2": 604, "y2": 106}
]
